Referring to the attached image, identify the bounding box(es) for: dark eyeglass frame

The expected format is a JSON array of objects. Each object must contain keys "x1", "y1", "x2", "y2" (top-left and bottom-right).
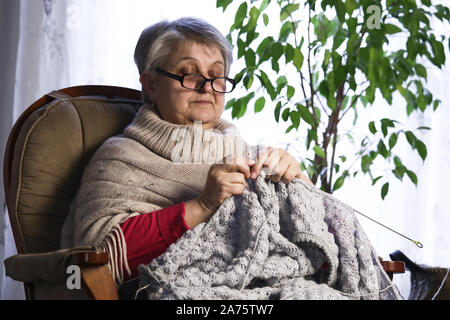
[{"x1": 154, "y1": 68, "x2": 236, "y2": 93}]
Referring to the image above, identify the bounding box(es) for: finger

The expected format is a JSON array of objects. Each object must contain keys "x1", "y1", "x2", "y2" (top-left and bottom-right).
[
  {"x1": 222, "y1": 156, "x2": 251, "y2": 179},
  {"x1": 233, "y1": 157, "x2": 251, "y2": 179},
  {"x1": 269, "y1": 156, "x2": 290, "y2": 183},
  {"x1": 281, "y1": 162, "x2": 296, "y2": 184},
  {"x1": 229, "y1": 180, "x2": 247, "y2": 195},
  {"x1": 261, "y1": 148, "x2": 283, "y2": 180},
  {"x1": 224, "y1": 172, "x2": 248, "y2": 185},
  {"x1": 262, "y1": 149, "x2": 282, "y2": 177},
  {"x1": 250, "y1": 147, "x2": 271, "y2": 179}
]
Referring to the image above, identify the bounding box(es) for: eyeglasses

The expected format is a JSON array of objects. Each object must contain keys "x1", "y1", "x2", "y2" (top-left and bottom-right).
[{"x1": 154, "y1": 68, "x2": 236, "y2": 93}]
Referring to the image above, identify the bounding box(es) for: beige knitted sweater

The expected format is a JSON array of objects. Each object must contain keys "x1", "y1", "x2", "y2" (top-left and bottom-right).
[{"x1": 60, "y1": 103, "x2": 257, "y2": 284}]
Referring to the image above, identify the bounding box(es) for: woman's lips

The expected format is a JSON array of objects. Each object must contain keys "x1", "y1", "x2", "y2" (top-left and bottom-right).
[{"x1": 192, "y1": 100, "x2": 213, "y2": 105}]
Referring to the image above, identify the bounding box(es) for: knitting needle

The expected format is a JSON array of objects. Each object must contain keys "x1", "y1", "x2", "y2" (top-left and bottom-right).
[{"x1": 353, "y1": 209, "x2": 423, "y2": 248}]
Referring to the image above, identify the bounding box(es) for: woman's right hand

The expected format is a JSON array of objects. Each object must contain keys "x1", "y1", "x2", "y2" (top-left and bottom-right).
[{"x1": 197, "y1": 156, "x2": 254, "y2": 215}]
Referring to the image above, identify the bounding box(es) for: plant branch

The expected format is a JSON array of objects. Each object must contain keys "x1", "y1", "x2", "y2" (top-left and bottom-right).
[{"x1": 289, "y1": 11, "x2": 309, "y2": 107}]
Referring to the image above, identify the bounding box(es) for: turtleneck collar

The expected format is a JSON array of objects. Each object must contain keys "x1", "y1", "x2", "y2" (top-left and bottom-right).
[{"x1": 124, "y1": 103, "x2": 252, "y2": 164}]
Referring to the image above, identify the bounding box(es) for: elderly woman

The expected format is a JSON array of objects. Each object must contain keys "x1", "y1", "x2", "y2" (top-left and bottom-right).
[
  {"x1": 60, "y1": 17, "x2": 311, "y2": 285},
  {"x1": 60, "y1": 17, "x2": 401, "y2": 300}
]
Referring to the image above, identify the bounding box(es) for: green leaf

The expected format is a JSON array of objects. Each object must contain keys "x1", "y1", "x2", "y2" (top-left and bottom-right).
[
  {"x1": 274, "y1": 101, "x2": 282, "y2": 122},
  {"x1": 416, "y1": 139, "x2": 427, "y2": 161},
  {"x1": 361, "y1": 154, "x2": 373, "y2": 173},
  {"x1": 313, "y1": 145, "x2": 326, "y2": 159},
  {"x1": 233, "y1": 2, "x2": 248, "y2": 30},
  {"x1": 335, "y1": 0, "x2": 346, "y2": 23},
  {"x1": 231, "y1": 100, "x2": 243, "y2": 118},
  {"x1": 405, "y1": 131, "x2": 417, "y2": 149},
  {"x1": 312, "y1": 13, "x2": 336, "y2": 45},
  {"x1": 384, "y1": 24, "x2": 402, "y2": 34},
  {"x1": 381, "y1": 118, "x2": 396, "y2": 137},
  {"x1": 237, "y1": 37, "x2": 246, "y2": 59},
  {"x1": 371, "y1": 176, "x2": 382, "y2": 185},
  {"x1": 244, "y1": 49, "x2": 256, "y2": 67},
  {"x1": 306, "y1": 129, "x2": 318, "y2": 150},
  {"x1": 263, "y1": 13, "x2": 269, "y2": 26},
  {"x1": 314, "y1": 107, "x2": 321, "y2": 123},
  {"x1": 217, "y1": 0, "x2": 233, "y2": 12},
  {"x1": 285, "y1": 43, "x2": 295, "y2": 63},
  {"x1": 290, "y1": 111, "x2": 300, "y2": 129},
  {"x1": 257, "y1": 42, "x2": 274, "y2": 65},
  {"x1": 271, "y1": 42, "x2": 285, "y2": 70},
  {"x1": 345, "y1": 0, "x2": 356, "y2": 15},
  {"x1": 377, "y1": 140, "x2": 389, "y2": 158},
  {"x1": 414, "y1": 64, "x2": 428, "y2": 79},
  {"x1": 381, "y1": 182, "x2": 389, "y2": 200},
  {"x1": 243, "y1": 72, "x2": 254, "y2": 89},
  {"x1": 293, "y1": 48, "x2": 304, "y2": 71},
  {"x1": 281, "y1": 108, "x2": 290, "y2": 121},
  {"x1": 285, "y1": 124, "x2": 295, "y2": 133},
  {"x1": 280, "y1": 3, "x2": 299, "y2": 21},
  {"x1": 368, "y1": 121, "x2": 376, "y2": 134},
  {"x1": 259, "y1": 0, "x2": 270, "y2": 12},
  {"x1": 318, "y1": 80, "x2": 330, "y2": 98},
  {"x1": 431, "y1": 38, "x2": 445, "y2": 67},
  {"x1": 224, "y1": 98, "x2": 236, "y2": 110},
  {"x1": 433, "y1": 99, "x2": 441, "y2": 110},
  {"x1": 333, "y1": 27, "x2": 347, "y2": 50},
  {"x1": 287, "y1": 85, "x2": 295, "y2": 99},
  {"x1": 297, "y1": 104, "x2": 316, "y2": 126},
  {"x1": 407, "y1": 170, "x2": 418, "y2": 186},
  {"x1": 279, "y1": 21, "x2": 293, "y2": 42},
  {"x1": 257, "y1": 70, "x2": 277, "y2": 100},
  {"x1": 276, "y1": 75, "x2": 287, "y2": 93},
  {"x1": 389, "y1": 133, "x2": 398, "y2": 149},
  {"x1": 254, "y1": 97, "x2": 265, "y2": 113},
  {"x1": 333, "y1": 175, "x2": 345, "y2": 191},
  {"x1": 256, "y1": 37, "x2": 274, "y2": 57},
  {"x1": 232, "y1": 92, "x2": 254, "y2": 119},
  {"x1": 247, "y1": 6, "x2": 260, "y2": 31}
]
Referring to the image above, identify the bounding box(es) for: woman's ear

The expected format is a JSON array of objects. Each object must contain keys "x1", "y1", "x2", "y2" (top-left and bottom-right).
[{"x1": 140, "y1": 71, "x2": 157, "y2": 101}]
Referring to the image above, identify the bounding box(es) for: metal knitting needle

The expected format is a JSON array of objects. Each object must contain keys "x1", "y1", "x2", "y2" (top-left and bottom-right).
[{"x1": 354, "y1": 209, "x2": 423, "y2": 248}]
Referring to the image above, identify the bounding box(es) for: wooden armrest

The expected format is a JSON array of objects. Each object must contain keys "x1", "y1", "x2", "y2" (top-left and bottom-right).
[
  {"x1": 70, "y1": 251, "x2": 109, "y2": 266},
  {"x1": 380, "y1": 260, "x2": 406, "y2": 274},
  {"x1": 379, "y1": 257, "x2": 405, "y2": 281},
  {"x1": 70, "y1": 250, "x2": 118, "y2": 300}
]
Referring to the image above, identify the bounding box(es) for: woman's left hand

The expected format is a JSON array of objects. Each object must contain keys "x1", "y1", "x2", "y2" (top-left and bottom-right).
[{"x1": 249, "y1": 147, "x2": 313, "y2": 185}]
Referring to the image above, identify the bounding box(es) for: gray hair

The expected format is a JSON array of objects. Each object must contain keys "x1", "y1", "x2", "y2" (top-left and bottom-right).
[{"x1": 134, "y1": 17, "x2": 233, "y2": 103}]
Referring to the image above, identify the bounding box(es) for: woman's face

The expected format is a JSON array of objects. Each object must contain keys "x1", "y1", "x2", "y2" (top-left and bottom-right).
[{"x1": 142, "y1": 40, "x2": 226, "y2": 130}]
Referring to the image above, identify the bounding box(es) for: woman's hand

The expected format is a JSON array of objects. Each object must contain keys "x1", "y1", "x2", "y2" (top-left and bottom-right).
[
  {"x1": 250, "y1": 146, "x2": 313, "y2": 185},
  {"x1": 198, "y1": 156, "x2": 253, "y2": 213},
  {"x1": 185, "y1": 156, "x2": 253, "y2": 229}
]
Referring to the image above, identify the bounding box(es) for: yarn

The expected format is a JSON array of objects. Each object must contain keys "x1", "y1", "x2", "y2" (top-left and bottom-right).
[{"x1": 138, "y1": 173, "x2": 401, "y2": 300}]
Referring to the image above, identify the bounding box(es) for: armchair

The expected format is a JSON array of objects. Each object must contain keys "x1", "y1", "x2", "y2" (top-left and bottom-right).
[
  {"x1": 2, "y1": 85, "x2": 404, "y2": 300},
  {"x1": 3, "y1": 85, "x2": 142, "y2": 299}
]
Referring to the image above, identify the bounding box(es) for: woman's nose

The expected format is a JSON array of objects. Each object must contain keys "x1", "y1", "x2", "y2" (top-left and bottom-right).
[{"x1": 198, "y1": 79, "x2": 214, "y2": 93}]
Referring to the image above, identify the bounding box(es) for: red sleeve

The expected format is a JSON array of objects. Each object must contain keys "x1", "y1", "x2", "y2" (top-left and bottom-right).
[{"x1": 119, "y1": 202, "x2": 189, "y2": 280}]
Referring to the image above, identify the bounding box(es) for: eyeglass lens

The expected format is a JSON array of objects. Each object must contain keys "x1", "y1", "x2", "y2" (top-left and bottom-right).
[{"x1": 183, "y1": 74, "x2": 232, "y2": 93}]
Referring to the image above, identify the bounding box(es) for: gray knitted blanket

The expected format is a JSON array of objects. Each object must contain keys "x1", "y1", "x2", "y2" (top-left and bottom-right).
[{"x1": 138, "y1": 173, "x2": 401, "y2": 300}]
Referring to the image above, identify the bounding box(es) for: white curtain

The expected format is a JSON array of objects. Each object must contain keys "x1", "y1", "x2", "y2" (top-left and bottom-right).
[{"x1": 1, "y1": 0, "x2": 449, "y2": 300}]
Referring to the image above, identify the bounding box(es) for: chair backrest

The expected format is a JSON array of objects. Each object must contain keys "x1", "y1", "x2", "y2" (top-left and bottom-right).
[{"x1": 3, "y1": 85, "x2": 143, "y2": 254}]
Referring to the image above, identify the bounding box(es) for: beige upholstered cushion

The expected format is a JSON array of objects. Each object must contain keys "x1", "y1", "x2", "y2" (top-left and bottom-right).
[{"x1": 9, "y1": 96, "x2": 141, "y2": 253}]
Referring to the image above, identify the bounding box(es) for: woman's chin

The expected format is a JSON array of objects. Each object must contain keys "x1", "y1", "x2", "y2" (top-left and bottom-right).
[{"x1": 189, "y1": 112, "x2": 216, "y2": 127}]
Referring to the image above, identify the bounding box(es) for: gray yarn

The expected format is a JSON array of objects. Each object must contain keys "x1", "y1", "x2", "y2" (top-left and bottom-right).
[{"x1": 138, "y1": 173, "x2": 401, "y2": 300}]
